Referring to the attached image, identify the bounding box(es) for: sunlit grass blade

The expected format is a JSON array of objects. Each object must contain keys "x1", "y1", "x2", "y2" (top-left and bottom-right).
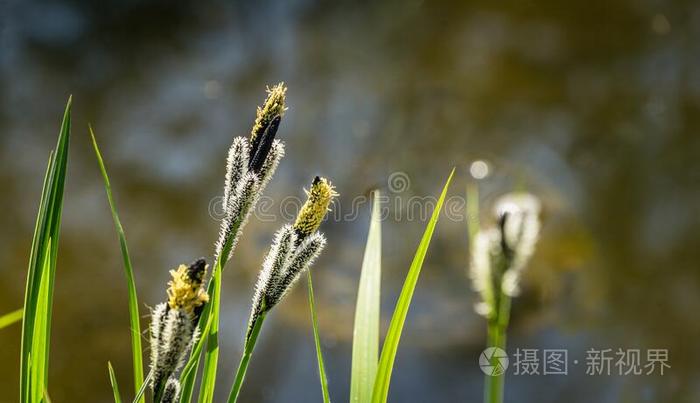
[
  {"x1": 90, "y1": 127, "x2": 145, "y2": 403},
  {"x1": 20, "y1": 97, "x2": 71, "y2": 403},
  {"x1": 132, "y1": 371, "x2": 152, "y2": 403},
  {"x1": 108, "y1": 362, "x2": 123, "y2": 403},
  {"x1": 197, "y1": 260, "x2": 223, "y2": 403},
  {"x1": 180, "y1": 206, "x2": 238, "y2": 403},
  {"x1": 371, "y1": 169, "x2": 454, "y2": 403},
  {"x1": 307, "y1": 270, "x2": 331, "y2": 403},
  {"x1": 178, "y1": 283, "x2": 214, "y2": 403},
  {"x1": 178, "y1": 309, "x2": 214, "y2": 401},
  {"x1": 350, "y1": 190, "x2": 382, "y2": 403},
  {"x1": 0, "y1": 308, "x2": 23, "y2": 330}
]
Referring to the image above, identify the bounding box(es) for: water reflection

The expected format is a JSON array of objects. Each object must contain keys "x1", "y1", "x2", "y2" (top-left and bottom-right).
[{"x1": 1, "y1": 0, "x2": 698, "y2": 402}]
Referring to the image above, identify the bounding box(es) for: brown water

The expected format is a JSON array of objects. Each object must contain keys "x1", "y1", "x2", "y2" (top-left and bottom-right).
[{"x1": 1, "y1": 1, "x2": 698, "y2": 402}]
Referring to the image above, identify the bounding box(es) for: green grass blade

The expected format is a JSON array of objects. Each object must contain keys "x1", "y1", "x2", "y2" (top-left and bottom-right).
[
  {"x1": 350, "y1": 191, "x2": 382, "y2": 403},
  {"x1": 180, "y1": 187, "x2": 243, "y2": 402},
  {"x1": 371, "y1": 169, "x2": 454, "y2": 403},
  {"x1": 307, "y1": 270, "x2": 331, "y2": 403},
  {"x1": 178, "y1": 309, "x2": 213, "y2": 401},
  {"x1": 0, "y1": 309, "x2": 23, "y2": 330},
  {"x1": 89, "y1": 127, "x2": 145, "y2": 403},
  {"x1": 197, "y1": 258, "x2": 223, "y2": 403},
  {"x1": 178, "y1": 291, "x2": 213, "y2": 403},
  {"x1": 20, "y1": 97, "x2": 71, "y2": 403},
  {"x1": 108, "y1": 362, "x2": 123, "y2": 403},
  {"x1": 30, "y1": 240, "x2": 52, "y2": 403},
  {"x1": 132, "y1": 371, "x2": 152, "y2": 403}
]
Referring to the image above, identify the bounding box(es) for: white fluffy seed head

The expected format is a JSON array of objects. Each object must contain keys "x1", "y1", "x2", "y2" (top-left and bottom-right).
[
  {"x1": 149, "y1": 303, "x2": 169, "y2": 387},
  {"x1": 469, "y1": 229, "x2": 499, "y2": 318},
  {"x1": 270, "y1": 231, "x2": 327, "y2": 307},
  {"x1": 223, "y1": 137, "x2": 250, "y2": 210},
  {"x1": 468, "y1": 193, "x2": 542, "y2": 315},
  {"x1": 151, "y1": 309, "x2": 194, "y2": 393},
  {"x1": 493, "y1": 193, "x2": 541, "y2": 296},
  {"x1": 250, "y1": 225, "x2": 296, "y2": 326},
  {"x1": 215, "y1": 172, "x2": 261, "y2": 262}
]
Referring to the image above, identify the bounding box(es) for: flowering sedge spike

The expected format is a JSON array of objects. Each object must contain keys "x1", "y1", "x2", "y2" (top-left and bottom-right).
[
  {"x1": 493, "y1": 193, "x2": 541, "y2": 296},
  {"x1": 248, "y1": 176, "x2": 336, "y2": 337},
  {"x1": 469, "y1": 193, "x2": 541, "y2": 318},
  {"x1": 293, "y1": 176, "x2": 338, "y2": 240},
  {"x1": 150, "y1": 259, "x2": 209, "y2": 398},
  {"x1": 215, "y1": 83, "x2": 287, "y2": 263},
  {"x1": 250, "y1": 83, "x2": 287, "y2": 147}
]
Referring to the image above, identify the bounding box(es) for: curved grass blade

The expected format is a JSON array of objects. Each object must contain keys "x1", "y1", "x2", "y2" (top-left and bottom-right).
[
  {"x1": 307, "y1": 270, "x2": 331, "y2": 403},
  {"x1": 90, "y1": 127, "x2": 145, "y2": 403},
  {"x1": 108, "y1": 362, "x2": 123, "y2": 403},
  {"x1": 371, "y1": 169, "x2": 454, "y2": 403},
  {"x1": 350, "y1": 191, "x2": 382, "y2": 403},
  {"x1": 0, "y1": 308, "x2": 23, "y2": 330},
  {"x1": 20, "y1": 97, "x2": 71, "y2": 403}
]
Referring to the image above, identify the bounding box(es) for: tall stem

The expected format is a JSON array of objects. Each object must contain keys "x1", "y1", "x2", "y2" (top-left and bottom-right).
[
  {"x1": 227, "y1": 312, "x2": 267, "y2": 403},
  {"x1": 484, "y1": 292, "x2": 511, "y2": 403}
]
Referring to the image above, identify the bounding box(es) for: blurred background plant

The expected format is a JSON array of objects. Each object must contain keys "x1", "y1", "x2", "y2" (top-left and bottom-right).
[{"x1": 1, "y1": 1, "x2": 698, "y2": 402}]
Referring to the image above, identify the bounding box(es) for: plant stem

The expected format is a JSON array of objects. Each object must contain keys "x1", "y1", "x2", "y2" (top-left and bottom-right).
[
  {"x1": 227, "y1": 312, "x2": 267, "y2": 403},
  {"x1": 484, "y1": 291, "x2": 511, "y2": 403},
  {"x1": 307, "y1": 271, "x2": 331, "y2": 403}
]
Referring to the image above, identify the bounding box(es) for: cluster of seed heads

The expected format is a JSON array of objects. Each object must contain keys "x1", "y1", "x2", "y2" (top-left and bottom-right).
[
  {"x1": 216, "y1": 83, "x2": 287, "y2": 263},
  {"x1": 470, "y1": 193, "x2": 541, "y2": 319},
  {"x1": 249, "y1": 176, "x2": 337, "y2": 337},
  {"x1": 148, "y1": 84, "x2": 288, "y2": 403},
  {"x1": 146, "y1": 83, "x2": 337, "y2": 403},
  {"x1": 150, "y1": 259, "x2": 209, "y2": 402}
]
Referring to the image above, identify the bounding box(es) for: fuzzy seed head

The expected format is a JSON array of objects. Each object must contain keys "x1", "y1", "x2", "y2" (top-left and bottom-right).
[
  {"x1": 250, "y1": 83, "x2": 287, "y2": 143},
  {"x1": 271, "y1": 231, "x2": 326, "y2": 306},
  {"x1": 223, "y1": 137, "x2": 250, "y2": 209},
  {"x1": 162, "y1": 378, "x2": 181, "y2": 403},
  {"x1": 493, "y1": 192, "x2": 541, "y2": 295},
  {"x1": 469, "y1": 229, "x2": 499, "y2": 318},
  {"x1": 293, "y1": 176, "x2": 337, "y2": 239},
  {"x1": 167, "y1": 259, "x2": 209, "y2": 316}
]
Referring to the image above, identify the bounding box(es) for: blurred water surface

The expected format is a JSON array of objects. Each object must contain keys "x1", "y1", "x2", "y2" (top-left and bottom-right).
[{"x1": 1, "y1": 0, "x2": 699, "y2": 402}]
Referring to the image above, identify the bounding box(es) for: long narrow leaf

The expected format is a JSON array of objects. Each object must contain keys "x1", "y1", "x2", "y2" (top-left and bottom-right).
[
  {"x1": 371, "y1": 169, "x2": 454, "y2": 403},
  {"x1": 350, "y1": 190, "x2": 382, "y2": 403},
  {"x1": 0, "y1": 308, "x2": 23, "y2": 330},
  {"x1": 30, "y1": 240, "x2": 52, "y2": 403},
  {"x1": 20, "y1": 97, "x2": 71, "y2": 403},
  {"x1": 108, "y1": 362, "x2": 123, "y2": 403},
  {"x1": 197, "y1": 258, "x2": 223, "y2": 403},
  {"x1": 308, "y1": 270, "x2": 331, "y2": 403},
  {"x1": 90, "y1": 127, "x2": 145, "y2": 403}
]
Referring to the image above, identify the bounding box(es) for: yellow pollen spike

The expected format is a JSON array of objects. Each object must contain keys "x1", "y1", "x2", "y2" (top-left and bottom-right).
[
  {"x1": 250, "y1": 82, "x2": 287, "y2": 143},
  {"x1": 167, "y1": 264, "x2": 210, "y2": 315},
  {"x1": 293, "y1": 176, "x2": 337, "y2": 238}
]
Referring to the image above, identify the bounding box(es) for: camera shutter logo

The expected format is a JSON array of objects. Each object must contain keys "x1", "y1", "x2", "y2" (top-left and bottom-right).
[{"x1": 479, "y1": 347, "x2": 509, "y2": 376}]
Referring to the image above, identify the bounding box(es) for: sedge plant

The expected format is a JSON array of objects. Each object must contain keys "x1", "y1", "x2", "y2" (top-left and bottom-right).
[
  {"x1": 305, "y1": 168, "x2": 454, "y2": 403},
  {"x1": 19, "y1": 97, "x2": 71, "y2": 403},
  {"x1": 468, "y1": 189, "x2": 542, "y2": 403},
  {"x1": 227, "y1": 176, "x2": 337, "y2": 403}
]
